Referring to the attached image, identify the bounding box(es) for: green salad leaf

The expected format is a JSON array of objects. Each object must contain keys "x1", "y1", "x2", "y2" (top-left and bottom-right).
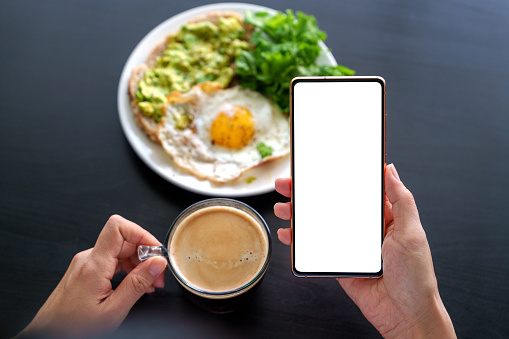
[{"x1": 235, "y1": 10, "x2": 355, "y2": 112}]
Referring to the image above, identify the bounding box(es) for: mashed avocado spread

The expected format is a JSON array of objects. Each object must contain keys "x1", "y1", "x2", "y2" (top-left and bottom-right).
[{"x1": 135, "y1": 17, "x2": 250, "y2": 122}]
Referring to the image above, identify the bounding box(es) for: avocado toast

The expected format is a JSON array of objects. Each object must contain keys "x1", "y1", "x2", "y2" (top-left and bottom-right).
[{"x1": 128, "y1": 12, "x2": 254, "y2": 144}]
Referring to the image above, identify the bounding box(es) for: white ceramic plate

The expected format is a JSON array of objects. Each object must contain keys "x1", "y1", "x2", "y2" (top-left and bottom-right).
[{"x1": 117, "y1": 3, "x2": 337, "y2": 197}]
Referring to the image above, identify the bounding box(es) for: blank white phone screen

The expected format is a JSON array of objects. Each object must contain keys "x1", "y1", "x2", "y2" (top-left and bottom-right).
[{"x1": 293, "y1": 80, "x2": 383, "y2": 274}]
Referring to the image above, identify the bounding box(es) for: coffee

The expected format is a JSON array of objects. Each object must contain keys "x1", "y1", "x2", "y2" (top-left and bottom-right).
[{"x1": 169, "y1": 206, "x2": 268, "y2": 294}]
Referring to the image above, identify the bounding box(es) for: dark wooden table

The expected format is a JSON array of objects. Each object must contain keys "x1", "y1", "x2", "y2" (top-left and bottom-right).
[{"x1": 1, "y1": 0, "x2": 509, "y2": 338}]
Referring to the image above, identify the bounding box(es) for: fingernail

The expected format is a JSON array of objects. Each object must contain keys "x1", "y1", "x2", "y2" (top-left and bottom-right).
[
  {"x1": 149, "y1": 258, "x2": 166, "y2": 276},
  {"x1": 390, "y1": 163, "x2": 401, "y2": 182},
  {"x1": 274, "y1": 203, "x2": 281, "y2": 215}
]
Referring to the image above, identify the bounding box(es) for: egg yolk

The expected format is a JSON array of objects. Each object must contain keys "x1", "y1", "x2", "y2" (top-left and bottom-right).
[{"x1": 210, "y1": 105, "x2": 255, "y2": 149}]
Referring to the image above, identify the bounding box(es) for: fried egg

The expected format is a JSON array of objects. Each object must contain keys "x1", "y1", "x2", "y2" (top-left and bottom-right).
[{"x1": 158, "y1": 84, "x2": 290, "y2": 183}]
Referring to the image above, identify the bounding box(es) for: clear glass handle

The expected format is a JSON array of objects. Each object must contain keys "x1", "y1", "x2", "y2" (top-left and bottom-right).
[{"x1": 138, "y1": 245, "x2": 168, "y2": 262}]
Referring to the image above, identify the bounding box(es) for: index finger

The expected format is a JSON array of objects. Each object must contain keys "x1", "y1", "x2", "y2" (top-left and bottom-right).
[{"x1": 92, "y1": 215, "x2": 161, "y2": 262}]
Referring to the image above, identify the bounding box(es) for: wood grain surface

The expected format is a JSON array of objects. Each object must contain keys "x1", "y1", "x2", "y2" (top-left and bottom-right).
[{"x1": 1, "y1": 0, "x2": 508, "y2": 338}]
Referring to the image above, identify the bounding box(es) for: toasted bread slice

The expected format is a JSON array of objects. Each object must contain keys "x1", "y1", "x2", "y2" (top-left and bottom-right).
[
  {"x1": 128, "y1": 64, "x2": 160, "y2": 143},
  {"x1": 128, "y1": 11, "x2": 252, "y2": 144}
]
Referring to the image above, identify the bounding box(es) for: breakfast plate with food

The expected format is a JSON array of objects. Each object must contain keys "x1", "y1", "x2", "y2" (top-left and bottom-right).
[{"x1": 117, "y1": 2, "x2": 354, "y2": 196}]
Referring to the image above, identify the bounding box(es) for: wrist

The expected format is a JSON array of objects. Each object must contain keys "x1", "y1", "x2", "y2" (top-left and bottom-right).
[
  {"x1": 383, "y1": 289, "x2": 456, "y2": 339},
  {"x1": 405, "y1": 292, "x2": 456, "y2": 339}
]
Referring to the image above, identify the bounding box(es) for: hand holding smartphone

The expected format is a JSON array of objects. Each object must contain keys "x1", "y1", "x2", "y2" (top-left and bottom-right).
[{"x1": 290, "y1": 76, "x2": 386, "y2": 277}]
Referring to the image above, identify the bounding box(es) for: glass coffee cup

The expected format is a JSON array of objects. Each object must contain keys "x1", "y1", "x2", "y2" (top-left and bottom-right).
[{"x1": 138, "y1": 198, "x2": 272, "y2": 313}]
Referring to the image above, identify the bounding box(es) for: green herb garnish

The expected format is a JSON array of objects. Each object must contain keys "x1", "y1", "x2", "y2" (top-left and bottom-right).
[
  {"x1": 235, "y1": 10, "x2": 355, "y2": 112},
  {"x1": 256, "y1": 142, "x2": 274, "y2": 159}
]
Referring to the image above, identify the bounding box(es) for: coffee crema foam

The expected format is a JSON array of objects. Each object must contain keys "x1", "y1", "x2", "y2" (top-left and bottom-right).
[{"x1": 169, "y1": 206, "x2": 268, "y2": 293}]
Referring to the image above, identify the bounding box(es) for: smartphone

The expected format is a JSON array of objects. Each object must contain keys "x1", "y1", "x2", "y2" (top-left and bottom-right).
[{"x1": 290, "y1": 76, "x2": 385, "y2": 277}]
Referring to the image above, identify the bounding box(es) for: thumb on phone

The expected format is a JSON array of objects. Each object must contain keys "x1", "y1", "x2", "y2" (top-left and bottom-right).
[{"x1": 384, "y1": 164, "x2": 421, "y2": 233}]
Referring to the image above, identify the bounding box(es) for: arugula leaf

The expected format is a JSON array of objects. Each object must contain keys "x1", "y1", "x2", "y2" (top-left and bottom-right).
[{"x1": 235, "y1": 10, "x2": 355, "y2": 112}]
